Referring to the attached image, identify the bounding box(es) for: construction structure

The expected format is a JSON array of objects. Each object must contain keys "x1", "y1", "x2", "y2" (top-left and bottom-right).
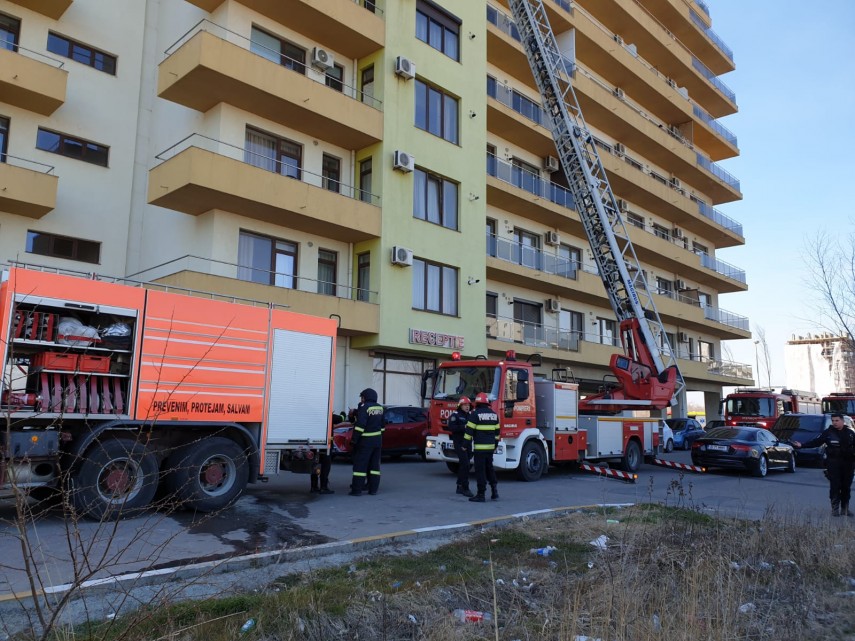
[
  {"x1": 785, "y1": 333, "x2": 855, "y2": 397},
  {"x1": 0, "y1": 0, "x2": 751, "y2": 416}
]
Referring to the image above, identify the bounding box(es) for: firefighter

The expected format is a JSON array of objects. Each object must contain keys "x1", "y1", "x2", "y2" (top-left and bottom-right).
[
  {"x1": 448, "y1": 396, "x2": 473, "y2": 497},
  {"x1": 464, "y1": 392, "x2": 500, "y2": 502},
  {"x1": 349, "y1": 388, "x2": 385, "y2": 496},
  {"x1": 793, "y1": 413, "x2": 855, "y2": 516}
]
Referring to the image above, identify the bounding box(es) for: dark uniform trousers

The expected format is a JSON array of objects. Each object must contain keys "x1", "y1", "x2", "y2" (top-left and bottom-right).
[
  {"x1": 465, "y1": 406, "x2": 500, "y2": 495},
  {"x1": 827, "y1": 456, "x2": 855, "y2": 506},
  {"x1": 351, "y1": 402, "x2": 384, "y2": 494}
]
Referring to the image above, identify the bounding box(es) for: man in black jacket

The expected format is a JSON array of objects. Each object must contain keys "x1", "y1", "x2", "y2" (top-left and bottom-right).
[
  {"x1": 349, "y1": 388, "x2": 385, "y2": 496},
  {"x1": 447, "y1": 396, "x2": 473, "y2": 497},
  {"x1": 464, "y1": 393, "x2": 500, "y2": 502},
  {"x1": 793, "y1": 413, "x2": 855, "y2": 516}
]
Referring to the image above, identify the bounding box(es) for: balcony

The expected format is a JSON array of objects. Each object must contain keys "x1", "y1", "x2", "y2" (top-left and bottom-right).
[
  {"x1": 0, "y1": 46, "x2": 67, "y2": 116},
  {"x1": 692, "y1": 104, "x2": 738, "y2": 162},
  {"x1": 129, "y1": 255, "x2": 379, "y2": 337},
  {"x1": 0, "y1": 155, "x2": 58, "y2": 218},
  {"x1": 148, "y1": 134, "x2": 382, "y2": 242},
  {"x1": 181, "y1": 0, "x2": 385, "y2": 58},
  {"x1": 6, "y1": 0, "x2": 73, "y2": 19},
  {"x1": 158, "y1": 22, "x2": 382, "y2": 149}
]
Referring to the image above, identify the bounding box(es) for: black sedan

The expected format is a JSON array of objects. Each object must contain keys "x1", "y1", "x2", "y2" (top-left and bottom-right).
[{"x1": 691, "y1": 426, "x2": 796, "y2": 477}]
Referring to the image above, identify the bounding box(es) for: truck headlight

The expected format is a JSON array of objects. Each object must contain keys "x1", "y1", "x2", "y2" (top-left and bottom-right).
[{"x1": 426, "y1": 439, "x2": 436, "y2": 449}]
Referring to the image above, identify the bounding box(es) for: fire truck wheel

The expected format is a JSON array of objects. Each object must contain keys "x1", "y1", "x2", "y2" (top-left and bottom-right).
[
  {"x1": 172, "y1": 437, "x2": 249, "y2": 512},
  {"x1": 517, "y1": 440, "x2": 546, "y2": 482},
  {"x1": 620, "y1": 439, "x2": 642, "y2": 473},
  {"x1": 72, "y1": 438, "x2": 159, "y2": 520}
]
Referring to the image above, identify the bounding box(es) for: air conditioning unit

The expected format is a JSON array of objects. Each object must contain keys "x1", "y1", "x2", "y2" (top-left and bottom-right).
[
  {"x1": 614, "y1": 142, "x2": 626, "y2": 156},
  {"x1": 675, "y1": 279, "x2": 687, "y2": 291},
  {"x1": 545, "y1": 231, "x2": 560, "y2": 246},
  {"x1": 395, "y1": 56, "x2": 416, "y2": 80},
  {"x1": 393, "y1": 150, "x2": 415, "y2": 172},
  {"x1": 678, "y1": 331, "x2": 689, "y2": 342},
  {"x1": 543, "y1": 155, "x2": 560, "y2": 172},
  {"x1": 391, "y1": 246, "x2": 414, "y2": 266},
  {"x1": 616, "y1": 198, "x2": 628, "y2": 211},
  {"x1": 672, "y1": 227, "x2": 683, "y2": 238},
  {"x1": 666, "y1": 77, "x2": 676, "y2": 89},
  {"x1": 613, "y1": 34, "x2": 623, "y2": 45},
  {"x1": 311, "y1": 47, "x2": 334, "y2": 71},
  {"x1": 669, "y1": 176, "x2": 682, "y2": 189},
  {"x1": 613, "y1": 87, "x2": 625, "y2": 99},
  {"x1": 546, "y1": 298, "x2": 561, "y2": 313}
]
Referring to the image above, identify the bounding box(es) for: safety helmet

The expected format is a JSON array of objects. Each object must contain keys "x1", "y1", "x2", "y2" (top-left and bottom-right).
[
  {"x1": 458, "y1": 396, "x2": 471, "y2": 407},
  {"x1": 474, "y1": 392, "x2": 490, "y2": 405}
]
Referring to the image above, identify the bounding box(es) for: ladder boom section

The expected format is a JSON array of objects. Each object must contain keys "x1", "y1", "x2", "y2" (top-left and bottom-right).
[{"x1": 507, "y1": 0, "x2": 684, "y2": 402}]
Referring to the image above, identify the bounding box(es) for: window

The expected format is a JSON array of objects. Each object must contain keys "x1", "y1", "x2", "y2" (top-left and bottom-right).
[
  {"x1": 413, "y1": 168, "x2": 458, "y2": 229},
  {"x1": 317, "y1": 249, "x2": 337, "y2": 296},
  {"x1": 415, "y1": 80, "x2": 459, "y2": 144},
  {"x1": 371, "y1": 355, "x2": 436, "y2": 405},
  {"x1": 0, "y1": 13, "x2": 20, "y2": 51},
  {"x1": 655, "y1": 277, "x2": 673, "y2": 297},
  {"x1": 412, "y1": 258, "x2": 458, "y2": 316},
  {"x1": 237, "y1": 230, "x2": 298, "y2": 288},
  {"x1": 597, "y1": 317, "x2": 618, "y2": 346},
  {"x1": 0, "y1": 116, "x2": 8, "y2": 162},
  {"x1": 360, "y1": 65, "x2": 375, "y2": 105},
  {"x1": 559, "y1": 309, "x2": 583, "y2": 349},
  {"x1": 486, "y1": 218, "x2": 497, "y2": 257},
  {"x1": 250, "y1": 27, "x2": 305, "y2": 74},
  {"x1": 699, "y1": 340, "x2": 715, "y2": 361},
  {"x1": 486, "y1": 292, "x2": 498, "y2": 319},
  {"x1": 359, "y1": 157, "x2": 373, "y2": 203},
  {"x1": 244, "y1": 127, "x2": 301, "y2": 178},
  {"x1": 556, "y1": 243, "x2": 580, "y2": 278},
  {"x1": 486, "y1": 143, "x2": 497, "y2": 176},
  {"x1": 512, "y1": 157, "x2": 540, "y2": 195},
  {"x1": 47, "y1": 32, "x2": 116, "y2": 74},
  {"x1": 692, "y1": 240, "x2": 708, "y2": 255},
  {"x1": 356, "y1": 252, "x2": 371, "y2": 302},
  {"x1": 514, "y1": 300, "x2": 542, "y2": 344},
  {"x1": 698, "y1": 292, "x2": 711, "y2": 308},
  {"x1": 26, "y1": 231, "x2": 100, "y2": 264},
  {"x1": 514, "y1": 228, "x2": 540, "y2": 269},
  {"x1": 36, "y1": 129, "x2": 109, "y2": 166},
  {"x1": 626, "y1": 211, "x2": 644, "y2": 230},
  {"x1": 325, "y1": 63, "x2": 344, "y2": 92},
  {"x1": 322, "y1": 154, "x2": 341, "y2": 193},
  {"x1": 652, "y1": 223, "x2": 670, "y2": 240},
  {"x1": 416, "y1": 0, "x2": 460, "y2": 60}
]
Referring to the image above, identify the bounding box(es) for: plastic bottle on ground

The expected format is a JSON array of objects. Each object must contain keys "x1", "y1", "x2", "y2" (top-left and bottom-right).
[
  {"x1": 452, "y1": 609, "x2": 493, "y2": 623},
  {"x1": 529, "y1": 545, "x2": 557, "y2": 556},
  {"x1": 239, "y1": 618, "x2": 256, "y2": 634}
]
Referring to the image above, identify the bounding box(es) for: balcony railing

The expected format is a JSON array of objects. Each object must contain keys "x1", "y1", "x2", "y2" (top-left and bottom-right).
[
  {"x1": 692, "y1": 56, "x2": 736, "y2": 104},
  {"x1": 487, "y1": 152, "x2": 576, "y2": 209},
  {"x1": 695, "y1": 200, "x2": 742, "y2": 236},
  {"x1": 695, "y1": 152, "x2": 740, "y2": 191},
  {"x1": 487, "y1": 314, "x2": 583, "y2": 351},
  {"x1": 154, "y1": 133, "x2": 382, "y2": 206},
  {"x1": 487, "y1": 232, "x2": 585, "y2": 280},
  {"x1": 699, "y1": 253, "x2": 746, "y2": 284},
  {"x1": 127, "y1": 255, "x2": 380, "y2": 305},
  {"x1": 689, "y1": 9, "x2": 734, "y2": 62},
  {"x1": 1, "y1": 153, "x2": 55, "y2": 174},
  {"x1": 1, "y1": 36, "x2": 66, "y2": 68},
  {"x1": 692, "y1": 104, "x2": 737, "y2": 146},
  {"x1": 163, "y1": 19, "x2": 382, "y2": 110},
  {"x1": 486, "y1": 4, "x2": 575, "y2": 75},
  {"x1": 695, "y1": 0, "x2": 710, "y2": 17},
  {"x1": 353, "y1": 0, "x2": 384, "y2": 15}
]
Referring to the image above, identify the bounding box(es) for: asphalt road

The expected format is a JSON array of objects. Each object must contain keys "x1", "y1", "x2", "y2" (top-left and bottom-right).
[{"x1": 0, "y1": 449, "x2": 835, "y2": 597}]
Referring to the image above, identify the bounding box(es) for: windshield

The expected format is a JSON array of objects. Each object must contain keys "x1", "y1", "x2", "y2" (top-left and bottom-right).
[
  {"x1": 822, "y1": 399, "x2": 855, "y2": 415},
  {"x1": 707, "y1": 427, "x2": 757, "y2": 441},
  {"x1": 725, "y1": 397, "x2": 775, "y2": 417},
  {"x1": 433, "y1": 366, "x2": 501, "y2": 402}
]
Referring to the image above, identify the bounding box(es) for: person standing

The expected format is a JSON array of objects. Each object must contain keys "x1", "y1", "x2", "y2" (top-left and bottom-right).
[
  {"x1": 464, "y1": 393, "x2": 500, "y2": 502},
  {"x1": 349, "y1": 388, "x2": 385, "y2": 496},
  {"x1": 793, "y1": 413, "x2": 855, "y2": 516},
  {"x1": 447, "y1": 396, "x2": 473, "y2": 497}
]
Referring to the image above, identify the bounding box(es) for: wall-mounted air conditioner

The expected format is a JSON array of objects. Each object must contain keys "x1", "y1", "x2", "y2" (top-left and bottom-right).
[
  {"x1": 678, "y1": 332, "x2": 689, "y2": 342},
  {"x1": 393, "y1": 150, "x2": 415, "y2": 172},
  {"x1": 613, "y1": 87, "x2": 625, "y2": 99},
  {"x1": 395, "y1": 56, "x2": 416, "y2": 80},
  {"x1": 545, "y1": 231, "x2": 560, "y2": 246},
  {"x1": 614, "y1": 143, "x2": 626, "y2": 155},
  {"x1": 546, "y1": 298, "x2": 561, "y2": 313},
  {"x1": 311, "y1": 47, "x2": 334, "y2": 71},
  {"x1": 543, "y1": 155, "x2": 560, "y2": 172},
  {"x1": 391, "y1": 246, "x2": 414, "y2": 266}
]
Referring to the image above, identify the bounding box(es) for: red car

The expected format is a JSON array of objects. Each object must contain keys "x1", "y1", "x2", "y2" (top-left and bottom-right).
[{"x1": 332, "y1": 406, "x2": 429, "y2": 459}]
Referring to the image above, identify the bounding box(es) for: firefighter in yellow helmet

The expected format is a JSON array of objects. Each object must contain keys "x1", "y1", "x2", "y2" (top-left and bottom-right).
[{"x1": 447, "y1": 396, "x2": 473, "y2": 497}]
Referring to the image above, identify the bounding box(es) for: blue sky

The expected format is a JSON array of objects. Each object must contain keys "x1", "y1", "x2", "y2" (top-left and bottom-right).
[{"x1": 700, "y1": 1, "x2": 855, "y2": 385}]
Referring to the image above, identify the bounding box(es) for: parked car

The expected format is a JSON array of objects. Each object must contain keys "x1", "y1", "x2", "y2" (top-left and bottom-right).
[
  {"x1": 658, "y1": 420, "x2": 675, "y2": 453},
  {"x1": 769, "y1": 413, "x2": 835, "y2": 467},
  {"x1": 666, "y1": 417, "x2": 706, "y2": 450},
  {"x1": 691, "y1": 426, "x2": 796, "y2": 477},
  {"x1": 332, "y1": 406, "x2": 429, "y2": 460},
  {"x1": 705, "y1": 419, "x2": 726, "y2": 431}
]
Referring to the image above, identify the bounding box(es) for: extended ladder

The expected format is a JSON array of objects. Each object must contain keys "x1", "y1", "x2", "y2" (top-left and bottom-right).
[{"x1": 507, "y1": 0, "x2": 684, "y2": 400}]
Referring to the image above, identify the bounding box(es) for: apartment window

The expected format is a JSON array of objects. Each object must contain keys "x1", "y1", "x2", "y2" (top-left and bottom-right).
[
  {"x1": 237, "y1": 230, "x2": 297, "y2": 288},
  {"x1": 512, "y1": 157, "x2": 540, "y2": 195},
  {"x1": 559, "y1": 309, "x2": 583, "y2": 348},
  {"x1": 514, "y1": 301, "x2": 542, "y2": 344},
  {"x1": 486, "y1": 143, "x2": 497, "y2": 176},
  {"x1": 597, "y1": 317, "x2": 618, "y2": 346},
  {"x1": 358, "y1": 157, "x2": 373, "y2": 202},
  {"x1": 557, "y1": 243, "x2": 580, "y2": 278},
  {"x1": 486, "y1": 292, "x2": 498, "y2": 319},
  {"x1": 36, "y1": 129, "x2": 109, "y2": 167},
  {"x1": 322, "y1": 154, "x2": 341, "y2": 193},
  {"x1": 413, "y1": 168, "x2": 458, "y2": 229},
  {"x1": 250, "y1": 27, "x2": 305, "y2": 74},
  {"x1": 325, "y1": 63, "x2": 344, "y2": 92},
  {"x1": 692, "y1": 240, "x2": 708, "y2": 255},
  {"x1": 0, "y1": 116, "x2": 8, "y2": 162},
  {"x1": 245, "y1": 128, "x2": 301, "y2": 178},
  {"x1": 360, "y1": 65, "x2": 375, "y2": 105},
  {"x1": 0, "y1": 13, "x2": 20, "y2": 51},
  {"x1": 699, "y1": 340, "x2": 715, "y2": 361},
  {"x1": 698, "y1": 292, "x2": 711, "y2": 308},
  {"x1": 486, "y1": 218, "x2": 497, "y2": 257},
  {"x1": 26, "y1": 231, "x2": 100, "y2": 264},
  {"x1": 655, "y1": 277, "x2": 673, "y2": 297},
  {"x1": 317, "y1": 249, "x2": 337, "y2": 296},
  {"x1": 413, "y1": 258, "x2": 457, "y2": 316},
  {"x1": 652, "y1": 223, "x2": 670, "y2": 240},
  {"x1": 687, "y1": 337, "x2": 696, "y2": 360},
  {"x1": 626, "y1": 211, "x2": 644, "y2": 230},
  {"x1": 415, "y1": 80, "x2": 459, "y2": 144},
  {"x1": 416, "y1": 0, "x2": 460, "y2": 61},
  {"x1": 664, "y1": 332, "x2": 677, "y2": 352},
  {"x1": 514, "y1": 228, "x2": 540, "y2": 270},
  {"x1": 47, "y1": 32, "x2": 116, "y2": 75},
  {"x1": 356, "y1": 252, "x2": 371, "y2": 302}
]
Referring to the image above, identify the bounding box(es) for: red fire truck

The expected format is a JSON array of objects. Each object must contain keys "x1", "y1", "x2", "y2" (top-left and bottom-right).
[
  {"x1": 821, "y1": 392, "x2": 855, "y2": 418},
  {"x1": 722, "y1": 388, "x2": 821, "y2": 428}
]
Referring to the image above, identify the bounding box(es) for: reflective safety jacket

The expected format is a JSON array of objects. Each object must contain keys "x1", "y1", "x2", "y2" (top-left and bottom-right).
[
  {"x1": 464, "y1": 405, "x2": 500, "y2": 451},
  {"x1": 352, "y1": 402, "x2": 385, "y2": 448}
]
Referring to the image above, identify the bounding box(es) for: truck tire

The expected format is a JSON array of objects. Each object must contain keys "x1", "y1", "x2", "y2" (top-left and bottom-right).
[
  {"x1": 171, "y1": 437, "x2": 249, "y2": 512},
  {"x1": 72, "y1": 438, "x2": 159, "y2": 520},
  {"x1": 620, "y1": 439, "x2": 642, "y2": 473},
  {"x1": 517, "y1": 440, "x2": 546, "y2": 482}
]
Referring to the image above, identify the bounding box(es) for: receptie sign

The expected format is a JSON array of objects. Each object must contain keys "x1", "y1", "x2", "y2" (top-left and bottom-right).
[{"x1": 409, "y1": 328, "x2": 464, "y2": 350}]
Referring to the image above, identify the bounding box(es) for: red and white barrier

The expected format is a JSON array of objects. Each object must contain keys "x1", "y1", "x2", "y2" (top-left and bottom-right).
[
  {"x1": 580, "y1": 463, "x2": 637, "y2": 482},
  {"x1": 650, "y1": 458, "x2": 706, "y2": 473}
]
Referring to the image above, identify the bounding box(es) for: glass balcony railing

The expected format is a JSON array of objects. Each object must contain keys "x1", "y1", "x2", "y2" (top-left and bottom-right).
[
  {"x1": 699, "y1": 252, "x2": 746, "y2": 284},
  {"x1": 689, "y1": 9, "x2": 734, "y2": 62},
  {"x1": 696, "y1": 152, "x2": 741, "y2": 192},
  {"x1": 703, "y1": 306, "x2": 749, "y2": 331},
  {"x1": 487, "y1": 232, "x2": 587, "y2": 280},
  {"x1": 695, "y1": 0, "x2": 710, "y2": 17},
  {"x1": 487, "y1": 152, "x2": 576, "y2": 209},
  {"x1": 692, "y1": 56, "x2": 736, "y2": 104},
  {"x1": 692, "y1": 104, "x2": 737, "y2": 146},
  {"x1": 696, "y1": 200, "x2": 743, "y2": 236},
  {"x1": 487, "y1": 314, "x2": 582, "y2": 351},
  {"x1": 353, "y1": 0, "x2": 383, "y2": 16}
]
